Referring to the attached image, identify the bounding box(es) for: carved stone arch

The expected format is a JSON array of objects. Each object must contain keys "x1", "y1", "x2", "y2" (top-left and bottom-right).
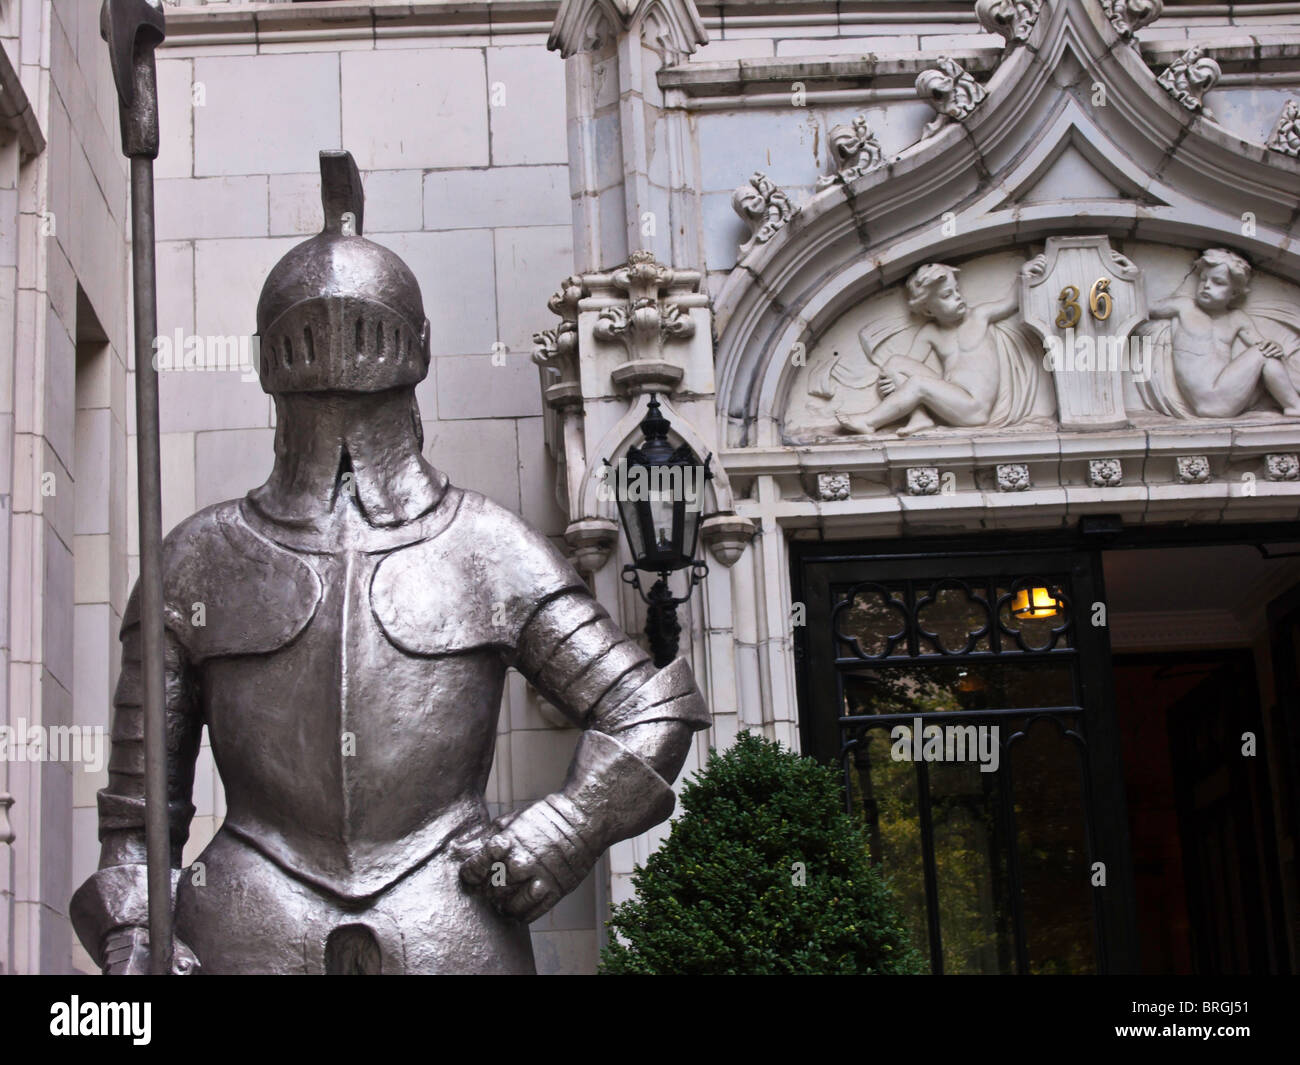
[
  {"x1": 549, "y1": 0, "x2": 625, "y2": 58},
  {"x1": 713, "y1": 0, "x2": 1300, "y2": 447},
  {"x1": 579, "y1": 392, "x2": 735, "y2": 523},
  {"x1": 633, "y1": 0, "x2": 708, "y2": 62},
  {"x1": 550, "y1": 0, "x2": 706, "y2": 60}
]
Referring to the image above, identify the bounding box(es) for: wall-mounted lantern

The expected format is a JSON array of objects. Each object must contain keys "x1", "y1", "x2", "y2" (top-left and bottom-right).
[{"x1": 609, "y1": 396, "x2": 712, "y2": 667}]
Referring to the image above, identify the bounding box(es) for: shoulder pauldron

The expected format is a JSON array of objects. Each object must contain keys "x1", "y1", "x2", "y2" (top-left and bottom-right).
[{"x1": 123, "y1": 502, "x2": 322, "y2": 662}]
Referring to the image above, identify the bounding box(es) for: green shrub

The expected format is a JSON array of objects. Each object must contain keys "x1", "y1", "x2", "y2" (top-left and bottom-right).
[{"x1": 599, "y1": 731, "x2": 924, "y2": 975}]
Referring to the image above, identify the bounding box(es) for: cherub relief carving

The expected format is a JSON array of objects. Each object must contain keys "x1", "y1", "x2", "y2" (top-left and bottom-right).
[
  {"x1": 1137, "y1": 248, "x2": 1300, "y2": 419},
  {"x1": 785, "y1": 244, "x2": 1300, "y2": 443},
  {"x1": 825, "y1": 260, "x2": 1054, "y2": 437}
]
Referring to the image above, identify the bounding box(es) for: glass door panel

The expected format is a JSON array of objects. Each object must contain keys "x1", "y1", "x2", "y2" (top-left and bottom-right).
[{"x1": 796, "y1": 544, "x2": 1134, "y2": 973}]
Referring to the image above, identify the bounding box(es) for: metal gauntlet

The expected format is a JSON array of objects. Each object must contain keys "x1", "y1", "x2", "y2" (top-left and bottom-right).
[{"x1": 504, "y1": 729, "x2": 678, "y2": 896}]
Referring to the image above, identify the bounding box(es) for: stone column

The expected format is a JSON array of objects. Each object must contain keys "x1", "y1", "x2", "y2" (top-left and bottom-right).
[
  {"x1": 543, "y1": 0, "x2": 757, "y2": 914},
  {"x1": 549, "y1": 0, "x2": 708, "y2": 271}
]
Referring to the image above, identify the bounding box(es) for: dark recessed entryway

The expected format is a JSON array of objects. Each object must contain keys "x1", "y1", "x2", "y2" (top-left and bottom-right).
[{"x1": 1107, "y1": 543, "x2": 1299, "y2": 974}]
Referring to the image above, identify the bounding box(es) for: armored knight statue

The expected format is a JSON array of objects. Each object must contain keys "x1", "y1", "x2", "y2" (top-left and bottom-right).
[{"x1": 71, "y1": 150, "x2": 710, "y2": 975}]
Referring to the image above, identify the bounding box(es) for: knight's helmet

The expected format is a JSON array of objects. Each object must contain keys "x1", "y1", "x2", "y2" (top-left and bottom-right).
[{"x1": 255, "y1": 150, "x2": 430, "y2": 394}]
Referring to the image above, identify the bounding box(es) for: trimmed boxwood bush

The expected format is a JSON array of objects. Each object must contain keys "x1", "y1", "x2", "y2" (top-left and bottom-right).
[{"x1": 599, "y1": 731, "x2": 924, "y2": 975}]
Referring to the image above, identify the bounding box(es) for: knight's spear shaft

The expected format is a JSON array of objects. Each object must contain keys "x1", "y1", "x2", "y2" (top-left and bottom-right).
[
  {"x1": 129, "y1": 154, "x2": 170, "y2": 975},
  {"x1": 101, "y1": 0, "x2": 171, "y2": 975}
]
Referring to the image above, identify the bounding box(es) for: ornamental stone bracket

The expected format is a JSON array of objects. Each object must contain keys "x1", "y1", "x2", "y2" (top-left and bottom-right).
[
  {"x1": 534, "y1": 254, "x2": 754, "y2": 573},
  {"x1": 587, "y1": 249, "x2": 707, "y2": 394},
  {"x1": 532, "y1": 275, "x2": 585, "y2": 408}
]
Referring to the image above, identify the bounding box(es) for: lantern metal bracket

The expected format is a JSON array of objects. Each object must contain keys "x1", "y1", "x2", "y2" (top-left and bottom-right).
[{"x1": 622, "y1": 560, "x2": 709, "y2": 667}]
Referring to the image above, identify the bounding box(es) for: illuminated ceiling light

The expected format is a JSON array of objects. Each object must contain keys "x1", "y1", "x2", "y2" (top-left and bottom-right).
[{"x1": 1010, "y1": 586, "x2": 1061, "y2": 619}]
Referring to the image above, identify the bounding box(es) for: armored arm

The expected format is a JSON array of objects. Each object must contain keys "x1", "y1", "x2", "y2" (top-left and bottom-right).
[
  {"x1": 459, "y1": 589, "x2": 709, "y2": 922},
  {"x1": 69, "y1": 607, "x2": 204, "y2": 973}
]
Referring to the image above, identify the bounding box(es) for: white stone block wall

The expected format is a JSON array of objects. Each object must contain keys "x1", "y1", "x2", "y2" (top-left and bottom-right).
[{"x1": 2, "y1": 0, "x2": 131, "y2": 975}]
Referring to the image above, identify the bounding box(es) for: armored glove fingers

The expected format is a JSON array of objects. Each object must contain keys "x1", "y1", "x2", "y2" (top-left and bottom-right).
[
  {"x1": 457, "y1": 798, "x2": 599, "y2": 924},
  {"x1": 457, "y1": 730, "x2": 676, "y2": 923}
]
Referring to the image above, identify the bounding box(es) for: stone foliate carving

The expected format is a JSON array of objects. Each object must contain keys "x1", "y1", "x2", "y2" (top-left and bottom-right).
[
  {"x1": 593, "y1": 250, "x2": 697, "y2": 371},
  {"x1": 1267, "y1": 99, "x2": 1300, "y2": 158},
  {"x1": 1089, "y1": 458, "x2": 1123, "y2": 487},
  {"x1": 1156, "y1": 46, "x2": 1220, "y2": 117},
  {"x1": 1266, "y1": 453, "x2": 1300, "y2": 481},
  {"x1": 817, "y1": 472, "x2": 851, "y2": 501},
  {"x1": 975, "y1": 0, "x2": 1041, "y2": 43},
  {"x1": 70, "y1": 150, "x2": 712, "y2": 976},
  {"x1": 1138, "y1": 248, "x2": 1300, "y2": 420},
  {"x1": 834, "y1": 259, "x2": 1052, "y2": 437},
  {"x1": 1177, "y1": 456, "x2": 1210, "y2": 484},
  {"x1": 816, "y1": 115, "x2": 886, "y2": 189},
  {"x1": 532, "y1": 275, "x2": 586, "y2": 406},
  {"x1": 997, "y1": 463, "x2": 1031, "y2": 491},
  {"x1": 1101, "y1": 0, "x2": 1163, "y2": 40},
  {"x1": 733, "y1": 172, "x2": 798, "y2": 257},
  {"x1": 906, "y1": 467, "x2": 941, "y2": 496},
  {"x1": 916, "y1": 57, "x2": 988, "y2": 139}
]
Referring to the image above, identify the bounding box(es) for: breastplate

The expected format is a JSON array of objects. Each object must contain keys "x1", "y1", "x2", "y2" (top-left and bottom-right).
[
  {"x1": 155, "y1": 487, "x2": 588, "y2": 901},
  {"x1": 204, "y1": 541, "x2": 503, "y2": 901}
]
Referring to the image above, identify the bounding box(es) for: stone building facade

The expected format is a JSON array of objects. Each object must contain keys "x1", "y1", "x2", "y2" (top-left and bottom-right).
[{"x1": 2, "y1": 0, "x2": 1299, "y2": 974}]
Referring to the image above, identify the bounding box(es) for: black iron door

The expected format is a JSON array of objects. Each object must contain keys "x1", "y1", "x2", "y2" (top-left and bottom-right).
[{"x1": 794, "y1": 542, "x2": 1138, "y2": 974}]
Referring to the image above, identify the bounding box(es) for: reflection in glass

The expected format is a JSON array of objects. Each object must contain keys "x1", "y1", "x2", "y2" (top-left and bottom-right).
[
  {"x1": 845, "y1": 715, "x2": 1096, "y2": 974},
  {"x1": 835, "y1": 583, "x2": 908, "y2": 658},
  {"x1": 1012, "y1": 717, "x2": 1096, "y2": 974},
  {"x1": 841, "y1": 661, "x2": 1075, "y2": 717},
  {"x1": 847, "y1": 731, "x2": 929, "y2": 962},
  {"x1": 832, "y1": 566, "x2": 1096, "y2": 974},
  {"x1": 917, "y1": 582, "x2": 991, "y2": 655},
  {"x1": 928, "y1": 757, "x2": 1014, "y2": 973}
]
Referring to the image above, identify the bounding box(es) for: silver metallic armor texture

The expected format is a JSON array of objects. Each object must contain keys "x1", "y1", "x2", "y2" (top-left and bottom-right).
[{"x1": 70, "y1": 150, "x2": 711, "y2": 974}]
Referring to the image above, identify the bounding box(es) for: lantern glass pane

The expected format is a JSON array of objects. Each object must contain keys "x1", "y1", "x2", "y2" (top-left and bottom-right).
[
  {"x1": 616, "y1": 494, "x2": 647, "y2": 561},
  {"x1": 646, "y1": 489, "x2": 677, "y2": 563},
  {"x1": 682, "y1": 496, "x2": 703, "y2": 560}
]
